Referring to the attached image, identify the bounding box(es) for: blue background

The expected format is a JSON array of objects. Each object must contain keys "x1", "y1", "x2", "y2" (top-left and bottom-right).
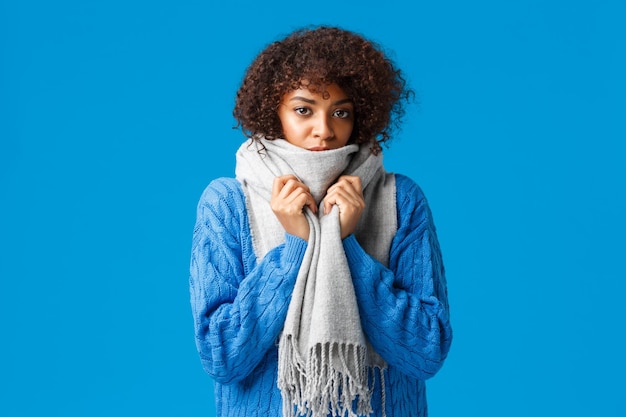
[{"x1": 1, "y1": 0, "x2": 624, "y2": 416}]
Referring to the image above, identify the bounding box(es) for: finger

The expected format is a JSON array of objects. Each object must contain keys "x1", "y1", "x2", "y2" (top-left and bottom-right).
[
  {"x1": 273, "y1": 177, "x2": 313, "y2": 209},
  {"x1": 331, "y1": 188, "x2": 360, "y2": 210},
  {"x1": 327, "y1": 177, "x2": 363, "y2": 199},
  {"x1": 324, "y1": 189, "x2": 353, "y2": 214},
  {"x1": 273, "y1": 174, "x2": 301, "y2": 195},
  {"x1": 284, "y1": 187, "x2": 317, "y2": 214},
  {"x1": 275, "y1": 178, "x2": 316, "y2": 214},
  {"x1": 272, "y1": 175, "x2": 294, "y2": 199},
  {"x1": 282, "y1": 181, "x2": 311, "y2": 201},
  {"x1": 332, "y1": 175, "x2": 362, "y2": 194},
  {"x1": 304, "y1": 195, "x2": 317, "y2": 213},
  {"x1": 324, "y1": 186, "x2": 364, "y2": 215},
  {"x1": 323, "y1": 187, "x2": 343, "y2": 215},
  {"x1": 294, "y1": 192, "x2": 317, "y2": 213},
  {"x1": 323, "y1": 195, "x2": 335, "y2": 215},
  {"x1": 326, "y1": 182, "x2": 362, "y2": 205},
  {"x1": 340, "y1": 175, "x2": 363, "y2": 194}
]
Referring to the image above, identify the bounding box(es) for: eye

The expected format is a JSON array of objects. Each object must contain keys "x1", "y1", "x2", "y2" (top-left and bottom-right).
[
  {"x1": 333, "y1": 109, "x2": 351, "y2": 119},
  {"x1": 294, "y1": 107, "x2": 312, "y2": 116}
]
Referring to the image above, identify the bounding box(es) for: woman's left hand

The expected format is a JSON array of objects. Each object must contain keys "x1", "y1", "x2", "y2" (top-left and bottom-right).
[{"x1": 323, "y1": 175, "x2": 365, "y2": 239}]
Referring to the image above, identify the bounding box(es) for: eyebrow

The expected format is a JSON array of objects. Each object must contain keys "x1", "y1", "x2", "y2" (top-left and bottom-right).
[{"x1": 288, "y1": 96, "x2": 353, "y2": 106}]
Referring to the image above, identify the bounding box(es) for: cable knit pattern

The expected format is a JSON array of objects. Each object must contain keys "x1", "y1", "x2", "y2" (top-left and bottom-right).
[{"x1": 189, "y1": 174, "x2": 452, "y2": 417}]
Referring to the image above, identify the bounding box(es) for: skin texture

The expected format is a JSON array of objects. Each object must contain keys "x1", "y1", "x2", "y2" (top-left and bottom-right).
[
  {"x1": 323, "y1": 175, "x2": 364, "y2": 240},
  {"x1": 270, "y1": 175, "x2": 316, "y2": 240},
  {"x1": 278, "y1": 83, "x2": 354, "y2": 151},
  {"x1": 271, "y1": 84, "x2": 366, "y2": 241}
]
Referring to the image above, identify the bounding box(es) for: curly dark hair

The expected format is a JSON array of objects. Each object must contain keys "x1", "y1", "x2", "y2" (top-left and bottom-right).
[{"x1": 233, "y1": 26, "x2": 413, "y2": 153}]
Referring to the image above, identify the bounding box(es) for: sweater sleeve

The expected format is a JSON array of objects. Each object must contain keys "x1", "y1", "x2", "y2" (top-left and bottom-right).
[
  {"x1": 343, "y1": 174, "x2": 452, "y2": 380},
  {"x1": 189, "y1": 178, "x2": 308, "y2": 384}
]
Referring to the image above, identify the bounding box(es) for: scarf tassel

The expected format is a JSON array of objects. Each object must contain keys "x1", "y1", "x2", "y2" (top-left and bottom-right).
[{"x1": 279, "y1": 335, "x2": 381, "y2": 417}]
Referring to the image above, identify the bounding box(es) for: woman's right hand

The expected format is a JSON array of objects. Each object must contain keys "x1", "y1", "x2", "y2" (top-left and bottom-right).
[{"x1": 270, "y1": 175, "x2": 317, "y2": 240}]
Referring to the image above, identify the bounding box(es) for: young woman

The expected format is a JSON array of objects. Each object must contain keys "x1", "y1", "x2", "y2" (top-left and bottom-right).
[{"x1": 190, "y1": 26, "x2": 452, "y2": 417}]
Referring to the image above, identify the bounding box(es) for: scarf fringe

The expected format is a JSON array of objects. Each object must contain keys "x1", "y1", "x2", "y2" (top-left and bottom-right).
[{"x1": 278, "y1": 335, "x2": 381, "y2": 417}]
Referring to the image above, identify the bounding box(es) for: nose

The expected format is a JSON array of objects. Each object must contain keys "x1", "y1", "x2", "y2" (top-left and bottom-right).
[{"x1": 312, "y1": 114, "x2": 334, "y2": 140}]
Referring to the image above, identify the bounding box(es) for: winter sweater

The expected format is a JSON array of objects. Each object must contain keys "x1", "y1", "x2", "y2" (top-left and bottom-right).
[{"x1": 189, "y1": 173, "x2": 452, "y2": 417}]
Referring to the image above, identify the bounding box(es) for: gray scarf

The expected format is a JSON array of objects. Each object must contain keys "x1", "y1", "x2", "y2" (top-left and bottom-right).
[{"x1": 235, "y1": 138, "x2": 397, "y2": 417}]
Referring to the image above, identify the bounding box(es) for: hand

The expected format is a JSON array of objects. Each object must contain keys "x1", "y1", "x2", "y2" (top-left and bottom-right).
[
  {"x1": 323, "y1": 175, "x2": 365, "y2": 239},
  {"x1": 270, "y1": 175, "x2": 317, "y2": 240}
]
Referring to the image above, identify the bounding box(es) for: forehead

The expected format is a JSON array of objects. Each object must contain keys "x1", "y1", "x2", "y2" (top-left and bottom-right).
[{"x1": 282, "y1": 83, "x2": 350, "y2": 102}]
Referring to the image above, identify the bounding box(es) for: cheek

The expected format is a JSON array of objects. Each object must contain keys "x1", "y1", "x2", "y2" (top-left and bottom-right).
[
  {"x1": 288, "y1": 117, "x2": 308, "y2": 133},
  {"x1": 339, "y1": 121, "x2": 355, "y2": 141},
  {"x1": 278, "y1": 111, "x2": 293, "y2": 135},
  {"x1": 280, "y1": 117, "x2": 295, "y2": 135},
  {"x1": 279, "y1": 115, "x2": 305, "y2": 141}
]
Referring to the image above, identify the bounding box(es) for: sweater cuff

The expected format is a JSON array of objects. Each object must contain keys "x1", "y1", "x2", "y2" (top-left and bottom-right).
[
  {"x1": 342, "y1": 234, "x2": 372, "y2": 267},
  {"x1": 283, "y1": 233, "x2": 308, "y2": 262},
  {"x1": 342, "y1": 234, "x2": 382, "y2": 298}
]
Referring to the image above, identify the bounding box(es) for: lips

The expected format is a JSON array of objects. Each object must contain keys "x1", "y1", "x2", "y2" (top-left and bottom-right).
[{"x1": 308, "y1": 146, "x2": 330, "y2": 152}]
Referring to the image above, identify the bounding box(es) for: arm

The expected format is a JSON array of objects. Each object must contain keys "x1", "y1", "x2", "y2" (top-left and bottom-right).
[
  {"x1": 189, "y1": 178, "x2": 307, "y2": 384},
  {"x1": 344, "y1": 174, "x2": 452, "y2": 380}
]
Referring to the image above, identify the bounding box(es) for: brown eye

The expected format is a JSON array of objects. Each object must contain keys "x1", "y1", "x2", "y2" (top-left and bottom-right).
[
  {"x1": 295, "y1": 107, "x2": 312, "y2": 116},
  {"x1": 333, "y1": 109, "x2": 351, "y2": 119}
]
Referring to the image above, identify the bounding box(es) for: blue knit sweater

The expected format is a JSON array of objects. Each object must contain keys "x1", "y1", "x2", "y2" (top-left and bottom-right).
[{"x1": 189, "y1": 173, "x2": 452, "y2": 417}]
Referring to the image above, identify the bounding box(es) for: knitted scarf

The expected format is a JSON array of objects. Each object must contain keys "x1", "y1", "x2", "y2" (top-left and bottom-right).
[{"x1": 235, "y1": 138, "x2": 397, "y2": 417}]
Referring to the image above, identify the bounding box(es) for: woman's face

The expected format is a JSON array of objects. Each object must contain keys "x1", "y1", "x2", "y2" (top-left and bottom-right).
[{"x1": 277, "y1": 83, "x2": 354, "y2": 151}]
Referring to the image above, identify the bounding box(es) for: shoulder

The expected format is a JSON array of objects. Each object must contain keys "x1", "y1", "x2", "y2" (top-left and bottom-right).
[
  {"x1": 392, "y1": 173, "x2": 436, "y2": 231},
  {"x1": 197, "y1": 177, "x2": 244, "y2": 207},
  {"x1": 394, "y1": 173, "x2": 428, "y2": 210},
  {"x1": 195, "y1": 177, "x2": 246, "y2": 226}
]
